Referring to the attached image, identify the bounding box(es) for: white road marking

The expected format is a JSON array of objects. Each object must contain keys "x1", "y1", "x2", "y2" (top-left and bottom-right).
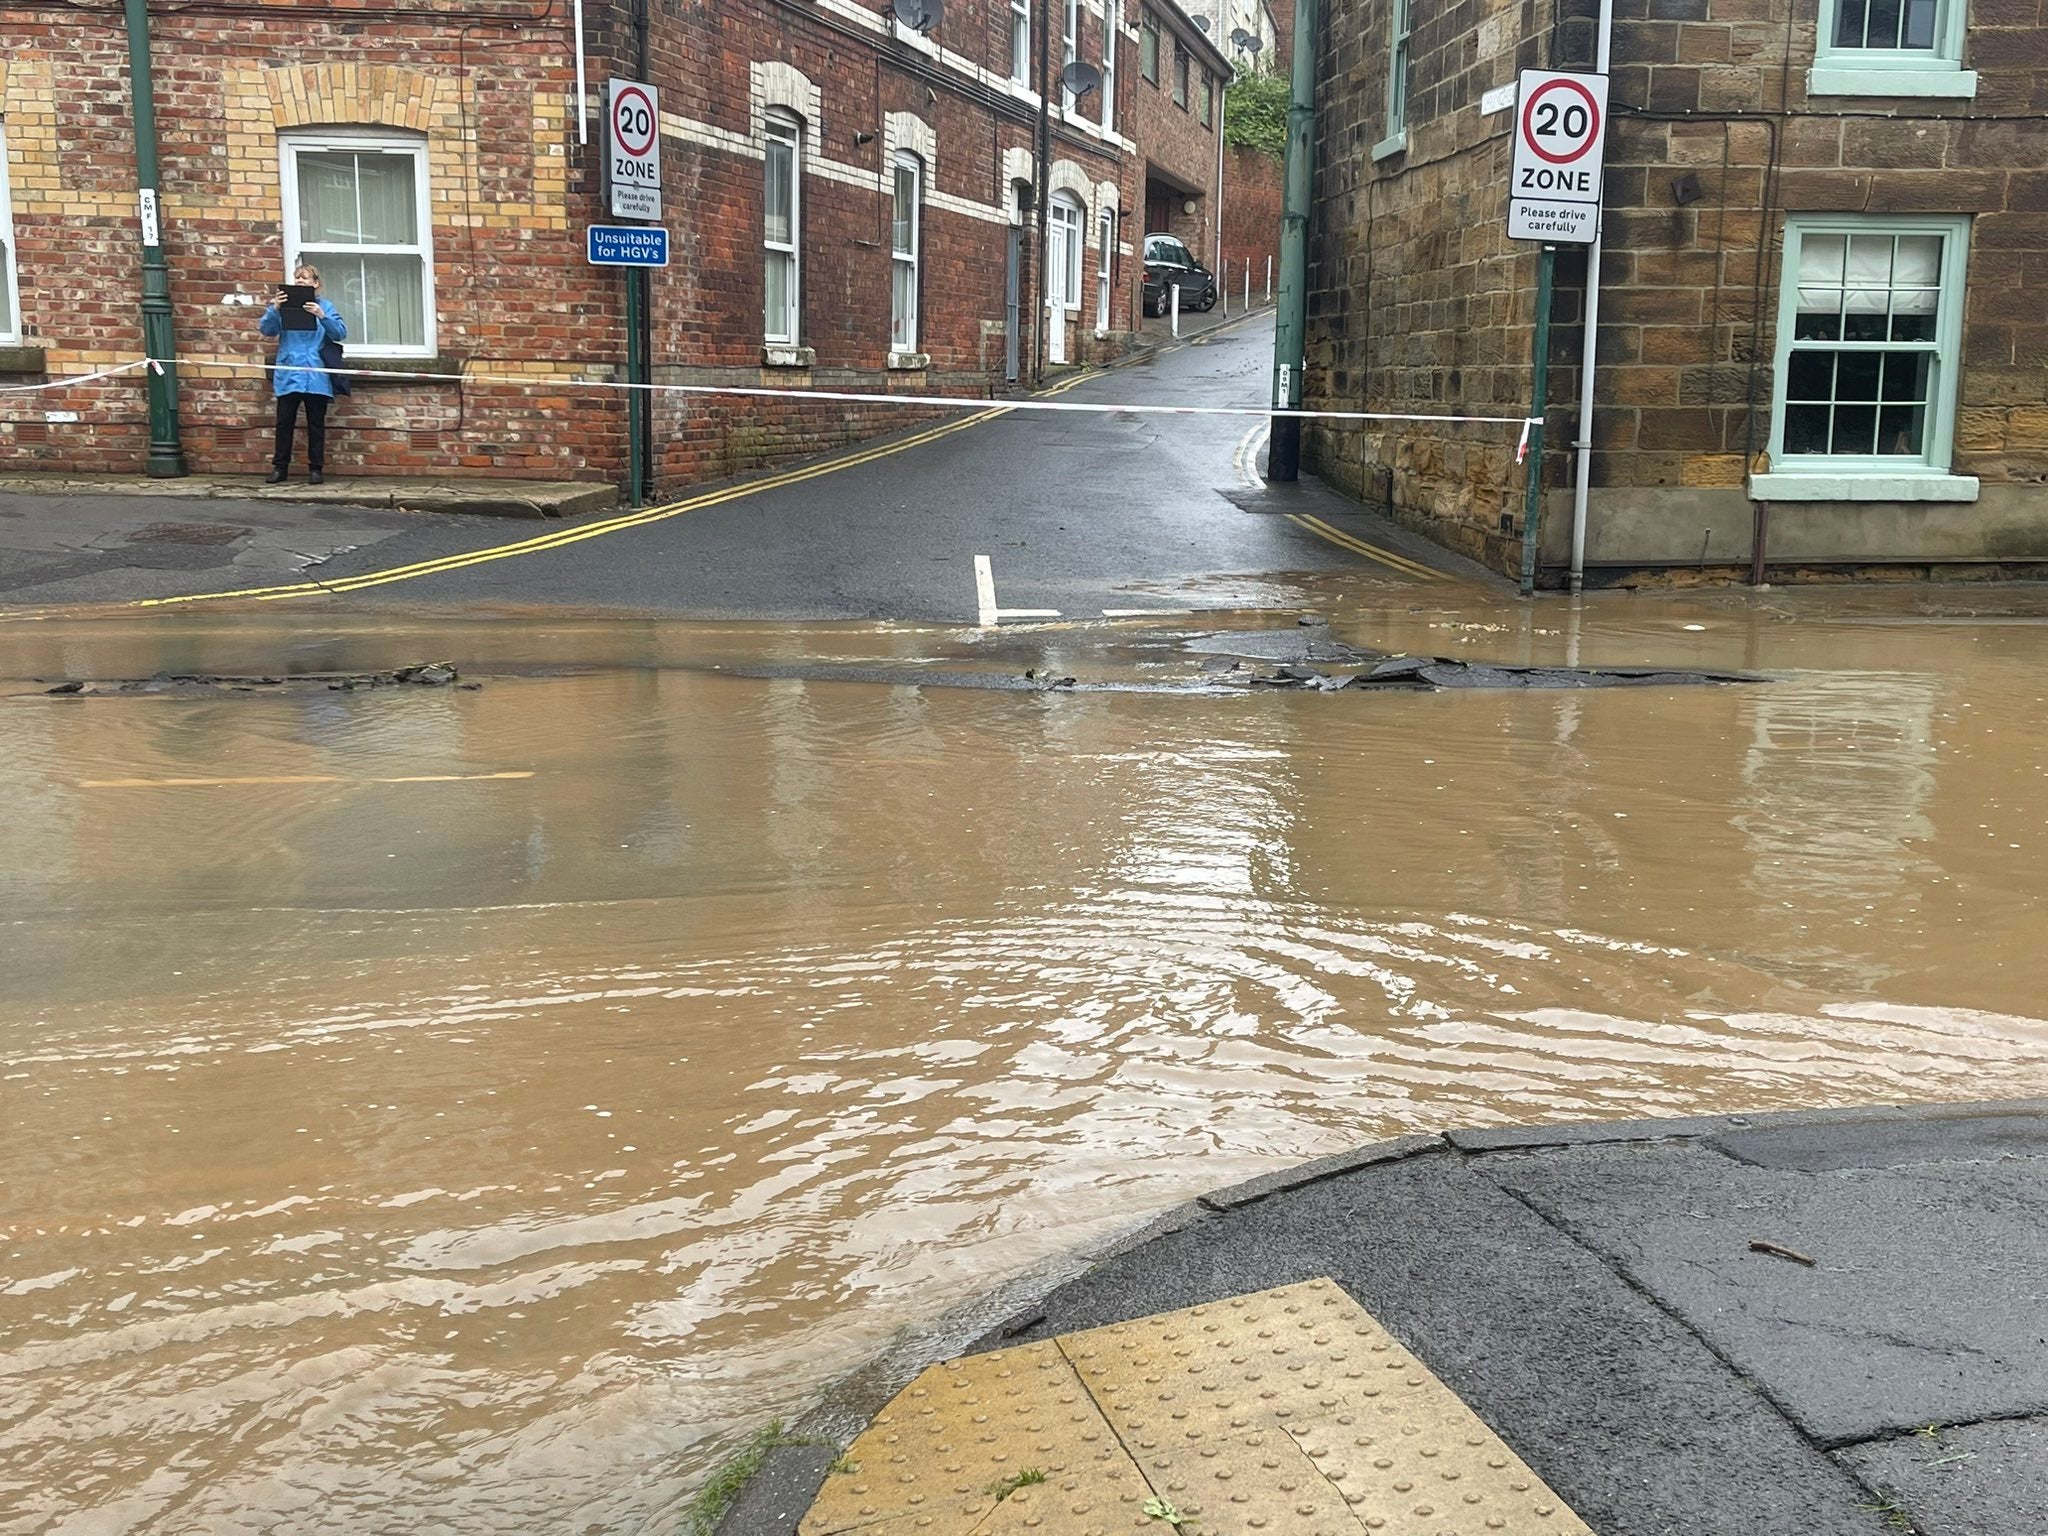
[
  {"x1": 974, "y1": 553, "x2": 999, "y2": 626},
  {"x1": 973, "y1": 554, "x2": 1061, "y2": 624},
  {"x1": 1234, "y1": 421, "x2": 1273, "y2": 490}
]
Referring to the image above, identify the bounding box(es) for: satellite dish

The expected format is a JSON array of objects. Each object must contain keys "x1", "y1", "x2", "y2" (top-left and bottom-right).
[
  {"x1": 1060, "y1": 60, "x2": 1102, "y2": 98},
  {"x1": 890, "y1": 0, "x2": 942, "y2": 32},
  {"x1": 1231, "y1": 27, "x2": 1263, "y2": 51},
  {"x1": 1193, "y1": 13, "x2": 1211, "y2": 28}
]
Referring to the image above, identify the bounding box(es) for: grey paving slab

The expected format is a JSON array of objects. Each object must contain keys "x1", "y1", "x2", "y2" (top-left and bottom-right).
[
  {"x1": 984, "y1": 1153, "x2": 1889, "y2": 1536},
  {"x1": 1836, "y1": 1419, "x2": 2048, "y2": 1536},
  {"x1": 1488, "y1": 1140, "x2": 2048, "y2": 1446}
]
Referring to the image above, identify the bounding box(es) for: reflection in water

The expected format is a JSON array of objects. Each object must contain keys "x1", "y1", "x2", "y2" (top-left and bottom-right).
[{"x1": 4, "y1": 590, "x2": 2048, "y2": 1534}]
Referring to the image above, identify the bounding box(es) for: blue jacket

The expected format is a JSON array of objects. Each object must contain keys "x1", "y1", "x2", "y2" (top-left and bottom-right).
[{"x1": 259, "y1": 299, "x2": 346, "y2": 397}]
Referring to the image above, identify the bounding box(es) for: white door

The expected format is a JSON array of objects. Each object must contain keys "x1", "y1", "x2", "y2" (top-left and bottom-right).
[{"x1": 1047, "y1": 195, "x2": 1083, "y2": 365}]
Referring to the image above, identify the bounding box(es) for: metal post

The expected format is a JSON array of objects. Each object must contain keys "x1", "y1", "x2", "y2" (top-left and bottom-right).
[
  {"x1": 1268, "y1": 0, "x2": 1320, "y2": 482},
  {"x1": 1244, "y1": 259, "x2": 1251, "y2": 310},
  {"x1": 1567, "y1": 0, "x2": 1616, "y2": 595},
  {"x1": 1222, "y1": 252, "x2": 1229, "y2": 317},
  {"x1": 625, "y1": 267, "x2": 647, "y2": 506},
  {"x1": 1170, "y1": 278, "x2": 1180, "y2": 337},
  {"x1": 123, "y1": 0, "x2": 186, "y2": 477},
  {"x1": 1518, "y1": 245, "x2": 1557, "y2": 597},
  {"x1": 1266, "y1": 253, "x2": 1273, "y2": 300}
]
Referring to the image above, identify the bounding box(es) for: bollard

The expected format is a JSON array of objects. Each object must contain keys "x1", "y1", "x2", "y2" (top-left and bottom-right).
[
  {"x1": 1244, "y1": 259, "x2": 1251, "y2": 310},
  {"x1": 1221, "y1": 256, "x2": 1229, "y2": 318},
  {"x1": 1266, "y1": 254, "x2": 1273, "y2": 300},
  {"x1": 1170, "y1": 279, "x2": 1179, "y2": 338}
]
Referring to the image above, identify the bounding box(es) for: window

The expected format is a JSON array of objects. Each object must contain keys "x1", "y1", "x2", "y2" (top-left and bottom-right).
[
  {"x1": 1011, "y1": 0, "x2": 1030, "y2": 85},
  {"x1": 1375, "y1": 0, "x2": 1411, "y2": 159},
  {"x1": 1101, "y1": 18, "x2": 1118, "y2": 132},
  {"x1": 280, "y1": 132, "x2": 433, "y2": 355},
  {"x1": 1756, "y1": 214, "x2": 1973, "y2": 500},
  {"x1": 1812, "y1": 0, "x2": 1975, "y2": 96},
  {"x1": 1096, "y1": 208, "x2": 1114, "y2": 334},
  {"x1": 0, "y1": 124, "x2": 19, "y2": 345},
  {"x1": 764, "y1": 111, "x2": 802, "y2": 346},
  {"x1": 1140, "y1": 13, "x2": 1160, "y2": 82},
  {"x1": 890, "y1": 152, "x2": 921, "y2": 354},
  {"x1": 1063, "y1": 0, "x2": 1080, "y2": 111},
  {"x1": 1050, "y1": 193, "x2": 1084, "y2": 312},
  {"x1": 1199, "y1": 72, "x2": 1214, "y2": 127},
  {"x1": 1174, "y1": 45, "x2": 1190, "y2": 108}
]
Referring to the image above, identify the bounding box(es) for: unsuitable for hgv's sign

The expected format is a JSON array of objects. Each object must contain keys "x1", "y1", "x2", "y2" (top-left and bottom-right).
[
  {"x1": 605, "y1": 77, "x2": 662, "y2": 220},
  {"x1": 1507, "y1": 69, "x2": 1608, "y2": 246}
]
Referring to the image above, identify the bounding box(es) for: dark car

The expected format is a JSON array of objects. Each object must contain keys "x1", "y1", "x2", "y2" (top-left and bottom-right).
[{"x1": 1141, "y1": 234, "x2": 1217, "y2": 317}]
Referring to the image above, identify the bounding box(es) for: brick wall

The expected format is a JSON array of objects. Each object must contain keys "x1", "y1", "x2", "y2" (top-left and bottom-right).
[
  {"x1": 0, "y1": 0, "x2": 1140, "y2": 492},
  {"x1": 1303, "y1": 0, "x2": 2048, "y2": 577},
  {"x1": 1221, "y1": 144, "x2": 1282, "y2": 300}
]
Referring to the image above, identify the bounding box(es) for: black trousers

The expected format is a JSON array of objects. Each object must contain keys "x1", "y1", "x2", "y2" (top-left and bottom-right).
[{"x1": 272, "y1": 392, "x2": 330, "y2": 472}]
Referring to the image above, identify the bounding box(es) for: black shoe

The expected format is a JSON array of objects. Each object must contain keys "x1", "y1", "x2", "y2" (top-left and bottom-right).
[
  {"x1": 308, "y1": 470, "x2": 325, "y2": 486},
  {"x1": 265, "y1": 468, "x2": 286, "y2": 484}
]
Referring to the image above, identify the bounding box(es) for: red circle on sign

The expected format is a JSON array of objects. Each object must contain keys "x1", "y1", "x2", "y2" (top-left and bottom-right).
[
  {"x1": 614, "y1": 85, "x2": 657, "y2": 157},
  {"x1": 1520, "y1": 78, "x2": 1601, "y2": 166}
]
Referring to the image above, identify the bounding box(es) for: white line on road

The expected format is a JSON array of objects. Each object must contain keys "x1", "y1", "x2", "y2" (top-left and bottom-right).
[{"x1": 974, "y1": 554, "x2": 1061, "y2": 625}]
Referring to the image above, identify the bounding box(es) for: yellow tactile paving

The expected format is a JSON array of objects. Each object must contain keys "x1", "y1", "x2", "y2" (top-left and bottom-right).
[{"x1": 802, "y1": 1279, "x2": 1595, "y2": 1536}]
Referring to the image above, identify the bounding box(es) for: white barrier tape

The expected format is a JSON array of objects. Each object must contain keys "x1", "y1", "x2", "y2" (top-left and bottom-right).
[
  {"x1": 176, "y1": 356, "x2": 1543, "y2": 431},
  {"x1": 0, "y1": 359, "x2": 154, "y2": 394}
]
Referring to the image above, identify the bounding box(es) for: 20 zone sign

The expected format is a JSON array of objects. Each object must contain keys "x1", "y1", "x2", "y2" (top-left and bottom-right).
[
  {"x1": 1510, "y1": 71, "x2": 1608, "y2": 201},
  {"x1": 606, "y1": 78, "x2": 662, "y2": 220}
]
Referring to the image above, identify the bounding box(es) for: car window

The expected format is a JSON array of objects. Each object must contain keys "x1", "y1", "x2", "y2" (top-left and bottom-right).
[
  {"x1": 1167, "y1": 240, "x2": 1194, "y2": 267},
  {"x1": 1144, "y1": 237, "x2": 1170, "y2": 263}
]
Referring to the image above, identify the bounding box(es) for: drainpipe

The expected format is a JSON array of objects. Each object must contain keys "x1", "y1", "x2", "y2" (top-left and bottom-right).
[
  {"x1": 1565, "y1": 0, "x2": 1615, "y2": 594},
  {"x1": 1214, "y1": 72, "x2": 1228, "y2": 291},
  {"x1": 123, "y1": 0, "x2": 186, "y2": 477},
  {"x1": 1033, "y1": 0, "x2": 1052, "y2": 383},
  {"x1": 1267, "y1": 0, "x2": 1319, "y2": 481}
]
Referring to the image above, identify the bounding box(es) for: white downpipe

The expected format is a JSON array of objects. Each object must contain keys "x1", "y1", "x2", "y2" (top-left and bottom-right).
[
  {"x1": 1568, "y1": 0, "x2": 1615, "y2": 595},
  {"x1": 572, "y1": 0, "x2": 589, "y2": 145}
]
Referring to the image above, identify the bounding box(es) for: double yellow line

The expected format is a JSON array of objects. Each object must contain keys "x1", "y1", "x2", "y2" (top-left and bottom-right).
[
  {"x1": 1285, "y1": 512, "x2": 1446, "y2": 581},
  {"x1": 128, "y1": 406, "x2": 1009, "y2": 609}
]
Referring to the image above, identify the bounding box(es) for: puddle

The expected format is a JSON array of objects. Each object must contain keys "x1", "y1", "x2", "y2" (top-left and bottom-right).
[{"x1": 4, "y1": 585, "x2": 2048, "y2": 1533}]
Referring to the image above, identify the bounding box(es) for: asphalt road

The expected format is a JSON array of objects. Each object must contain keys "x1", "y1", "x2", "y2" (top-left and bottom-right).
[{"x1": 0, "y1": 313, "x2": 1490, "y2": 619}]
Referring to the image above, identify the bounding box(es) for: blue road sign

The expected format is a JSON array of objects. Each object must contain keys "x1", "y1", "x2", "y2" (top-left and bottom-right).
[{"x1": 587, "y1": 225, "x2": 669, "y2": 268}]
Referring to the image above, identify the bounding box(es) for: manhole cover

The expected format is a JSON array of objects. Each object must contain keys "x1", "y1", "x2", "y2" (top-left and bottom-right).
[{"x1": 127, "y1": 522, "x2": 249, "y2": 546}]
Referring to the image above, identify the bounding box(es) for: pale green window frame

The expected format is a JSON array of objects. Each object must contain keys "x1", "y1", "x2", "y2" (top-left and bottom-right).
[
  {"x1": 1810, "y1": 0, "x2": 1976, "y2": 98},
  {"x1": 1751, "y1": 213, "x2": 1977, "y2": 504},
  {"x1": 1372, "y1": 0, "x2": 1411, "y2": 161}
]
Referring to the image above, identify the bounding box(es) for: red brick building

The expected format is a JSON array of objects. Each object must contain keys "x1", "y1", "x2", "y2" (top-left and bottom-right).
[
  {"x1": 1132, "y1": 0, "x2": 1234, "y2": 263},
  {"x1": 0, "y1": 1, "x2": 1148, "y2": 492}
]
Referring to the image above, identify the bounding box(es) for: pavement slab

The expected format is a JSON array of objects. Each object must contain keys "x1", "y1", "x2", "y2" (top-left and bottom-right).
[
  {"x1": 1488, "y1": 1140, "x2": 2048, "y2": 1446},
  {"x1": 1835, "y1": 1418, "x2": 2048, "y2": 1536}
]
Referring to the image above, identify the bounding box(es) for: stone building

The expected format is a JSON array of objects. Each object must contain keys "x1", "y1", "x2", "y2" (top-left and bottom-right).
[
  {"x1": 1134, "y1": 0, "x2": 1235, "y2": 257},
  {"x1": 0, "y1": 1, "x2": 1144, "y2": 490},
  {"x1": 1301, "y1": 0, "x2": 2048, "y2": 582}
]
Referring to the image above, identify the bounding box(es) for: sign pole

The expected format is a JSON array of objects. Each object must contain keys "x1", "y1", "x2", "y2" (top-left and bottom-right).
[
  {"x1": 625, "y1": 267, "x2": 647, "y2": 507},
  {"x1": 1518, "y1": 244, "x2": 1556, "y2": 597}
]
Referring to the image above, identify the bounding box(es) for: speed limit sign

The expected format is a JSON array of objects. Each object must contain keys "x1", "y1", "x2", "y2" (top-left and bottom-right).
[
  {"x1": 1508, "y1": 69, "x2": 1608, "y2": 244},
  {"x1": 606, "y1": 77, "x2": 662, "y2": 220}
]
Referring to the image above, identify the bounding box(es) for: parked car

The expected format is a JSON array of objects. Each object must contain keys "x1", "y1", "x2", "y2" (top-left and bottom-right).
[{"x1": 1142, "y1": 234, "x2": 1217, "y2": 317}]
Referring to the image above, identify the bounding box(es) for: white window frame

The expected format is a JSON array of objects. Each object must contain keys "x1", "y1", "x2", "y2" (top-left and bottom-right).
[
  {"x1": 1050, "y1": 193, "x2": 1085, "y2": 314},
  {"x1": 1751, "y1": 212, "x2": 1977, "y2": 503},
  {"x1": 0, "y1": 123, "x2": 21, "y2": 346},
  {"x1": 1174, "y1": 43, "x2": 1190, "y2": 108},
  {"x1": 1373, "y1": 0, "x2": 1411, "y2": 160},
  {"x1": 890, "y1": 151, "x2": 921, "y2": 357},
  {"x1": 279, "y1": 129, "x2": 436, "y2": 358},
  {"x1": 1011, "y1": 0, "x2": 1031, "y2": 86},
  {"x1": 764, "y1": 110, "x2": 803, "y2": 347},
  {"x1": 1811, "y1": 0, "x2": 1976, "y2": 97}
]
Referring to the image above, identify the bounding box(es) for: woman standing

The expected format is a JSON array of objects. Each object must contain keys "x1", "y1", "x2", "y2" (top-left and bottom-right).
[{"x1": 259, "y1": 263, "x2": 347, "y2": 484}]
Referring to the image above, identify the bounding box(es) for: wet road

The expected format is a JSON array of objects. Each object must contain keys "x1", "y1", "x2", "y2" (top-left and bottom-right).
[
  {"x1": 0, "y1": 314, "x2": 1477, "y2": 619},
  {"x1": 5, "y1": 588, "x2": 2048, "y2": 1533}
]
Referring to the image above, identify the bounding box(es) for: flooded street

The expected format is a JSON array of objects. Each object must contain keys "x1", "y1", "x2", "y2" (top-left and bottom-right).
[{"x1": 6, "y1": 584, "x2": 2048, "y2": 1535}]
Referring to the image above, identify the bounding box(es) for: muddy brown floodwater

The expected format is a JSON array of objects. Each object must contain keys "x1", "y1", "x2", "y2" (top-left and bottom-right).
[{"x1": 5, "y1": 583, "x2": 2048, "y2": 1535}]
